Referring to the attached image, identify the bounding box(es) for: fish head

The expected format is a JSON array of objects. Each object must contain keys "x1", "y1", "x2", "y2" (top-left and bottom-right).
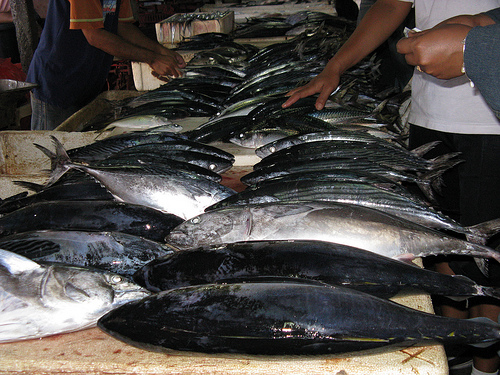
[
  {"x1": 165, "y1": 208, "x2": 249, "y2": 249},
  {"x1": 41, "y1": 265, "x2": 149, "y2": 312}
]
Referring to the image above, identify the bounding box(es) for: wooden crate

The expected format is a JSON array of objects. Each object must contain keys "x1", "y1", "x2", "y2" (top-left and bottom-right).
[{"x1": 156, "y1": 11, "x2": 235, "y2": 45}]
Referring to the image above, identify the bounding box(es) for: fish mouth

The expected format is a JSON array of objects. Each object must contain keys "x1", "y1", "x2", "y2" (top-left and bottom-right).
[{"x1": 114, "y1": 287, "x2": 151, "y2": 303}]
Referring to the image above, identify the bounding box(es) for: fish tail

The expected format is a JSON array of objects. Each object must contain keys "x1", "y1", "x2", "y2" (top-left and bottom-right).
[
  {"x1": 479, "y1": 286, "x2": 500, "y2": 301},
  {"x1": 415, "y1": 168, "x2": 448, "y2": 205},
  {"x1": 42, "y1": 136, "x2": 73, "y2": 187},
  {"x1": 410, "y1": 141, "x2": 440, "y2": 157},
  {"x1": 465, "y1": 218, "x2": 500, "y2": 245},
  {"x1": 428, "y1": 153, "x2": 464, "y2": 172}
]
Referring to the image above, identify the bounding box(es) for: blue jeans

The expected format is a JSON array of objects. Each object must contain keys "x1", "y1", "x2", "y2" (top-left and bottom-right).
[{"x1": 30, "y1": 93, "x2": 80, "y2": 130}]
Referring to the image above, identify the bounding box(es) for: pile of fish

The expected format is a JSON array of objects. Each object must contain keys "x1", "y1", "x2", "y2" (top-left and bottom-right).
[
  {"x1": 2, "y1": 11, "x2": 500, "y2": 362},
  {"x1": 0, "y1": 128, "x2": 238, "y2": 342}
]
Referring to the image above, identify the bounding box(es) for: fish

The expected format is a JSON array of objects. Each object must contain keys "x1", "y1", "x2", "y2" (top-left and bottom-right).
[
  {"x1": 253, "y1": 140, "x2": 461, "y2": 173},
  {"x1": 134, "y1": 239, "x2": 500, "y2": 300},
  {"x1": 164, "y1": 201, "x2": 500, "y2": 262},
  {"x1": 229, "y1": 127, "x2": 299, "y2": 149},
  {"x1": 254, "y1": 129, "x2": 401, "y2": 158},
  {"x1": 61, "y1": 131, "x2": 189, "y2": 163},
  {"x1": 40, "y1": 136, "x2": 236, "y2": 220},
  {"x1": 97, "y1": 280, "x2": 500, "y2": 355},
  {"x1": 0, "y1": 172, "x2": 114, "y2": 216},
  {"x1": 205, "y1": 178, "x2": 497, "y2": 236},
  {"x1": 239, "y1": 157, "x2": 447, "y2": 205},
  {"x1": 0, "y1": 249, "x2": 150, "y2": 343},
  {"x1": 0, "y1": 230, "x2": 175, "y2": 277},
  {"x1": 102, "y1": 115, "x2": 182, "y2": 132},
  {"x1": 102, "y1": 148, "x2": 234, "y2": 174},
  {"x1": 0, "y1": 200, "x2": 183, "y2": 243}
]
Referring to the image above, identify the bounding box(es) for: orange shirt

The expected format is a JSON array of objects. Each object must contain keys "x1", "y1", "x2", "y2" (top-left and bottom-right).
[{"x1": 69, "y1": 0, "x2": 134, "y2": 29}]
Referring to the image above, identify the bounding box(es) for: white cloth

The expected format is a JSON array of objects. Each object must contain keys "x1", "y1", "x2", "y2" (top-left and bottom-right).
[{"x1": 399, "y1": 0, "x2": 500, "y2": 134}]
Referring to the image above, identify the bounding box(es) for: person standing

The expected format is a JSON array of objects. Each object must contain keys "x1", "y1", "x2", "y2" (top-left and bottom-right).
[{"x1": 27, "y1": 0, "x2": 186, "y2": 130}]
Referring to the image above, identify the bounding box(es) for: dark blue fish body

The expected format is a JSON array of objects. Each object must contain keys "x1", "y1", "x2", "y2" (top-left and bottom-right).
[
  {"x1": 134, "y1": 240, "x2": 500, "y2": 300},
  {"x1": 98, "y1": 281, "x2": 500, "y2": 355},
  {"x1": 0, "y1": 230, "x2": 174, "y2": 277},
  {"x1": 0, "y1": 200, "x2": 183, "y2": 242}
]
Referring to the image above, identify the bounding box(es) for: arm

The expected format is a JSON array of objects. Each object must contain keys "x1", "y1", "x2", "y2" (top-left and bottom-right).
[
  {"x1": 82, "y1": 23, "x2": 186, "y2": 78},
  {"x1": 282, "y1": 0, "x2": 412, "y2": 110},
  {"x1": 396, "y1": 9, "x2": 500, "y2": 117},
  {"x1": 464, "y1": 24, "x2": 500, "y2": 118}
]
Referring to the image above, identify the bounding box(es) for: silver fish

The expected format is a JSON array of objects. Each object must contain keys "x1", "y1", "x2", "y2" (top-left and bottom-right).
[
  {"x1": 41, "y1": 136, "x2": 236, "y2": 220},
  {"x1": 0, "y1": 249, "x2": 149, "y2": 343},
  {"x1": 165, "y1": 202, "x2": 500, "y2": 263}
]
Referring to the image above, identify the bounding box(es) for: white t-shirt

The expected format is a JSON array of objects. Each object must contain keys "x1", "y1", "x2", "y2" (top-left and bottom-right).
[{"x1": 399, "y1": 0, "x2": 500, "y2": 134}]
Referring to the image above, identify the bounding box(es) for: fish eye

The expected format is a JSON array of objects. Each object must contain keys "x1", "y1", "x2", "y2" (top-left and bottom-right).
[
  {"x1": 269, "y1": 146, "x2": 276, "y2": 153},
  {"x1": 191, "y1": 217, "x2": 201, "y2": 224},
  {"x1": 209, "y1": 163, "x2": 217, "y2": 170},
  {"x1": 111, "y1": 275, "x2": 123, "y2": 284}
]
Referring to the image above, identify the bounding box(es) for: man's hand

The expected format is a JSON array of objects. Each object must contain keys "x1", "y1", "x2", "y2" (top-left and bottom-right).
[
  {"x1": 150, "y1": 48, "x2": 186, "y2": 78},
  {"x1": 396, "y1": 24, "x2": 471, "y2": 79},
  {"x1": 282, "y1": 63, "x2": 342, "y2": 110}
]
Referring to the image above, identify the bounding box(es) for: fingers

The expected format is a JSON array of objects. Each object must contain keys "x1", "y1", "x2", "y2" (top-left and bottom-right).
[{"x1": 282, "y1": 85, "x2": 319, "y2": 108}]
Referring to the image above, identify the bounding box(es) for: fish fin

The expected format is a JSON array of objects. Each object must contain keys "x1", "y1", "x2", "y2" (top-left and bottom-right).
[
  {"x1": 0, "y1": 249, "x2": 41, "y2": 275},
  {"x1": 0, "y1": 289, "x2": 30, "y2": 312},
  {"x1": 0, "y1": 238, "x2": 61, "y2": 259},
  {"x1": 478, "y1": 286, "x2": 500, "y2": 300},
  {"x1": 244, "y1": 207, "x2": 253, "y2": 238},
  {"x1": 393, "y1": 253, "x2": 416, "y2": 263},
  {"x1": 410, "y1": 141, "x2": 441, "y2": 157},
  {"x1": 474, "y1": 258, "x2": 490, "y2": 278},
  {"x1": 429, "y1": 153, "x2": 464, "y2": 171},
  {"x1": 0, "y1": 191, "x2": 29, "y2": 203},
  {"x1": 43, "y1": 136, "x2": 73, "y2": 187},
  {"x1": 465, "y1": 218, "x2": 500, "y2": 245},
  {"x1": 13, "y1": 180, "x2": 45, "y2": 192}
]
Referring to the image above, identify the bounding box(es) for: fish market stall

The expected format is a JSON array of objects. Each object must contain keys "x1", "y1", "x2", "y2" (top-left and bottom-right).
[
  {"x1": 0, "y1": 113, "x2": 450, "y2": 374},
  {"x1": 0, "y1": 7, "x2": 469, "y2": 372}
]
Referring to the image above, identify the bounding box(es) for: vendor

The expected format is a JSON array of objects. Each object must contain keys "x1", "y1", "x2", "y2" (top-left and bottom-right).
[{"x1": 27, "y1": 0, "x2": 186, "y2": 130}]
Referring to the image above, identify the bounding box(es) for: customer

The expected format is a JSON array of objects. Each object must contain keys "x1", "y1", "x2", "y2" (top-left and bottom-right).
[
  {"x1": 282, "y1": 2, "x2": 500, "y2": 375},
  {"x1": 396, "y1": 9, "x2": 500, "y2": 118},
  {"x1": 27, "y1": 0, "x2": 186, "y2": 130}
]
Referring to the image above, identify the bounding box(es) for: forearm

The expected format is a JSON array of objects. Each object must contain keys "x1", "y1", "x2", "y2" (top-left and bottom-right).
[
  {"x1": 117, "y1": 22, "x2": 164, "y2": 54},
  {"x1": 328, "y1": 0, "x2": 412, "y2": 75},
  {"x1": 82, "y1": 27, "x2": 157, "y2": 64}
]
